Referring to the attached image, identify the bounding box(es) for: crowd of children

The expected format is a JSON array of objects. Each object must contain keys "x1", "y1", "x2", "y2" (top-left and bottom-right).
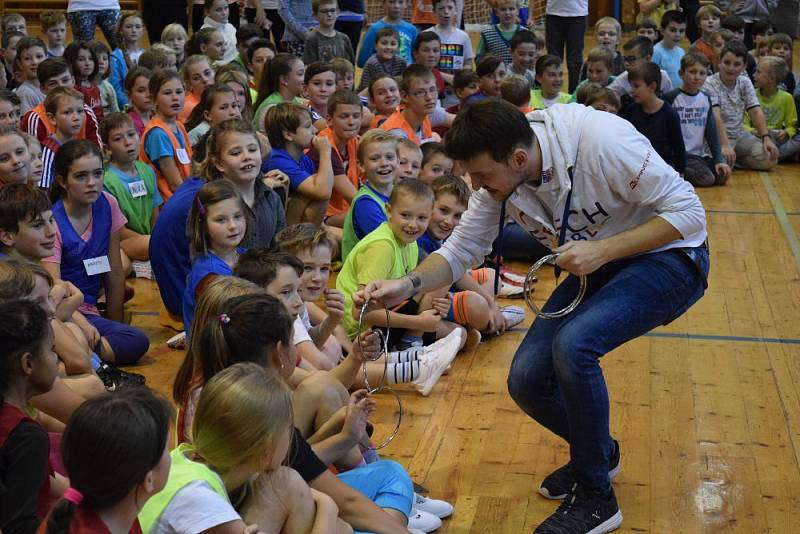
[{"x1": 0, "y1": 0, "x2": 796, "y2": 532}]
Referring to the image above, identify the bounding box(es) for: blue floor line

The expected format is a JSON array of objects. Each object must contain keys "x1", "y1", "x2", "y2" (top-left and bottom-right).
[{"x1": 644, "y1": 331, "x2": 800, "y2": 345}]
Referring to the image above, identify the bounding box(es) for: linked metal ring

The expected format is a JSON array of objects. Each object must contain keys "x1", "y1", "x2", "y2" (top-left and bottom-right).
[
  {"x1": 523, "y1": 253, "x2": 587, "y2": 319},
  {"x1": 357, "y1": 300, "x2": 402, "y2": 450}
]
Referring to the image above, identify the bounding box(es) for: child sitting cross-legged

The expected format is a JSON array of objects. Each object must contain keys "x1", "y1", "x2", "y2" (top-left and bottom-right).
[
  {"x1": 140, "y1": 362, "x2": 339, "y2": 533},
  {"x1": 571, "y1": 47, "x2": 616, "y2": 102},
  {"x1": 101, "y1": 112, "x2": 162, "y2": 270},
  {"x1": 263, "y1": 103, "x2": 334, "y2": 225},
  {"x1": 396, "y1": 136, "x2": 423, "y2": 180},
  {"x1": 746, "y1": 56, "x2": 800, "y2": 163},
  {"x1": 0, "y1": 191, "x2": 143, "y2": 394},
  {"x1": 418, "y1": 175, "x2": 527, "y2": 335},
  {"x1": 337, "y1": 178, "x2": 467, "y2": 395},
  {"x1": 663, "y1": 52, "x2": 730, "y2": 187}
]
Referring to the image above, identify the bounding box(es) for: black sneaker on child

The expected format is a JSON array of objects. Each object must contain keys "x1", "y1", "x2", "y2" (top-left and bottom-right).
[
  {"x1": 96, "y1": 362, "x2": 146, "y2": 391},
  {"x1": 534, "y1": 483, "x2": 622, "y2": 534},
  {"x1": 539, "y1": 440, "x2": 621, "y2": 500}
]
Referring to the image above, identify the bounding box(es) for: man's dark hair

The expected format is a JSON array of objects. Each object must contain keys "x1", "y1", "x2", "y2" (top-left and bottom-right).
[
  {"x1": 445, "y1": 100, "x2": 533, "y2": 163},
  {"x1": 721, "y1": 14, "x2": 745, "y2": 33}
]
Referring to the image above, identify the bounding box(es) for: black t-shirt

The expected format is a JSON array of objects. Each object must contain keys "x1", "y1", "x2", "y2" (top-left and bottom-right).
[
  {"x1": 0, "y1": 421, "x2": 50, "y2": 534},
  {"x1": 287, "y1": 428, "x2": 328, "y2": 483}
]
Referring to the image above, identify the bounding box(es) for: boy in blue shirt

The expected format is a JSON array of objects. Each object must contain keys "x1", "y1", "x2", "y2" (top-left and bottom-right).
[
  {"x1": 653, "y1": 10, "x2": 687, "y2": 89},
  {"x1": 357, "y1": 0, "x2": 417, "y2": 66},
  {"x1": 263, "y1": 103, "x2": 333, "y2": 225}
]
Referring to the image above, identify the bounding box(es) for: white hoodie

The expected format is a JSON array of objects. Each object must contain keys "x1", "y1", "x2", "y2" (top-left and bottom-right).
[
  {"x1": 435, "y1": 104, "x2": 707, "y2": 280},
  {"x1": 202, "y1": 16, "x2": 238, "y2": 65}
]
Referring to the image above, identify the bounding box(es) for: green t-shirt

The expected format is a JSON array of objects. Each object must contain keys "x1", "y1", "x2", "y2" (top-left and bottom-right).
[
  {"x1": 337, "y1": 222, "x2": 418, "y2": 339},
  {"x1": 746, "y1": 88, "x2": 798, "y2": 139},
  {"x1": 103, "y1": 161, "x2": 162, "y2": 235},
  {"x1": 341, "y1": 184, "x2": 389, "y2": 261},
  {"x1": 530, "y1": 89, "x2": 572, "y2": 110},
  {"x1": 253, "y1": 92, "x2": 304, "y2": 131}
]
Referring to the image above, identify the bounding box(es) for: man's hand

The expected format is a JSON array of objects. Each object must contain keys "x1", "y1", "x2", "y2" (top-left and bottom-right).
[
  {"x1": 555, "y1": 240, "x2": 610, "y2": 276},
  {"x1": 353, "y1": 278, "x2": 414, "y2": 313},
  {"x1": 722, "y1": 143, "x2": 736, "y2": 167},
  {"x1": 323, "y1": 288, "x2": 345, "y2": 324},
  {"x1": 763, "y1": 135, "x2": 779, "y2": 161}
]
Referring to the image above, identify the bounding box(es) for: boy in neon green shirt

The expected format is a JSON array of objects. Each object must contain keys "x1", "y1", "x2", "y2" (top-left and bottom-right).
[
  {"x1": 746, "y1": 56, "x2": 799, "y2": 162},
  {"x1": 530, "y1": 54, "x2": 571, "y2": 110},
  {"x1": 337, "y1": 178, "x2": 464, "y2": 395}
]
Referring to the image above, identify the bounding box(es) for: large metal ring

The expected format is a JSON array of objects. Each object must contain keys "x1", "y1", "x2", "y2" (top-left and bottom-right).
[
  {"x1": 523, "y1": 253, "x2": 587, "y2": 319},
  {"x1": 356, "y1": 300, "x2": 402, "y2": 449}
]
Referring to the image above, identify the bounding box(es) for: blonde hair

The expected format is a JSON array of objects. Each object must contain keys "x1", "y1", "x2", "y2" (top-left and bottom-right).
[
  {"x1": 216, "y1": 65, "x2": 254, "y2": 122},
  {"x1": 357, "y1": 129, "x2": 399, "y2": 163},
  {"x1": 182, "y1": 54, "x2": 213, "y2": 87},
  {"x1": 192, "y1": 363, "x2": 293, "y2": 474},
  {"x1": 595, "y1": 16, "x2": 621, "y2": 34},
  {"x1": 161, "y1": 23, "x2": 189, "y2": 44}
]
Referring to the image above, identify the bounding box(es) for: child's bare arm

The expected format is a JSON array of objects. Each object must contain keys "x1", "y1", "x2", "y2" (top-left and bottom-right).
[
  {"x1": 103, "y1": 231, "x2": 125, "y2": 322},
  {"x1": 308, "y1": 289, "x2": 344, "y2": 348},
  {"x1": 243, "y1": 467, "x2": 320, "y2": 534},
  {"x1": 297, "y1": 136, "x2": 334, "y2": 200},
  {"x1": 712, "y1": 106, "x2": 736, "y2": 167},
  {"x1": 157, "y1": 156, "x2": 185, "y2": 192},
  {"x1": 747, "y1": 106, "x2": 780, "y2": 160},
  {"x1": 52, "y1": 318, "x2": 93, "y2": 374}
]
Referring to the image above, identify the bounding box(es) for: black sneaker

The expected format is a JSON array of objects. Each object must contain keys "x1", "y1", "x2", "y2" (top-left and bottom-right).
[
  {"x1": 96, "y1": 362, "x2": 146, "y2": 391},
  {"x1": 539, "y1": 440, "x2": 621, "y2": 500},
  {"x1": 534, "y1": 483, "x2": 623, "y2": 534}
]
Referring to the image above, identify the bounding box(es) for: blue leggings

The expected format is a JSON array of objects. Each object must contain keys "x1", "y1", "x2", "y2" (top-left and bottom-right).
[
  {"x1": 68, "y1": 9, "x2": 121, "y2": 49},
  {"x1": 337, "y1": 459, "x2": 414, "y2": 525},
  {"x1": 84, "y1": 313, "x2": 149, "y2": 366}
]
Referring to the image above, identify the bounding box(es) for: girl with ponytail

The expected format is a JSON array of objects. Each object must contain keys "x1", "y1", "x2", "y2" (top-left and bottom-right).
[
  {"x1": 0, "y1": 300, "x2": 59, "y2": 532},
  {"x1": 41, "y1": 387, "x2": 173, "y2": 533}
]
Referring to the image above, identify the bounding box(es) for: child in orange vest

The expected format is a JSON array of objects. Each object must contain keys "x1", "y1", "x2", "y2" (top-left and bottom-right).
[
  {"x1": 140, "y1": 70, "x2": 193, "y2": 201},
  {"x1": 380, "y1": 64, "x2": 442, "y2": 145},
  {"x1": 309, "y1": 90, "x2": 362, "y2": 229}
]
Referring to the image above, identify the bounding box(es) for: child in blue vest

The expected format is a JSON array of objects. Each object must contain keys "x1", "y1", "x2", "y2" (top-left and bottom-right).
[
  {"x1": 183, "y1": 180, "x2": 248, "y2": 332},
  {"x1": 42, "y1": 139, "x2": 149, "y2": 366},
  {"x1": 0, "y1": 300, "x2": 59, "y2": 531}
]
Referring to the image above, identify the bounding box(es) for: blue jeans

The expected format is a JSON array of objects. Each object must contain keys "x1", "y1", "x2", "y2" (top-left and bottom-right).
[{"x1": 507, "y1": 246, "x2": 709, "y2": 491}]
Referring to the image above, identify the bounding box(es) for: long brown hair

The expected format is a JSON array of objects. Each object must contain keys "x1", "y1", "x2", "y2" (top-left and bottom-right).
[{"x1": 187, "y1": 179, "x2": 249, "y2": 257}]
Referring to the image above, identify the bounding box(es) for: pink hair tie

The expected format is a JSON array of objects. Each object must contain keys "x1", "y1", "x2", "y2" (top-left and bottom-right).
[{"x1": 63, "y1": 487, "x2": 83, "y2": 505}]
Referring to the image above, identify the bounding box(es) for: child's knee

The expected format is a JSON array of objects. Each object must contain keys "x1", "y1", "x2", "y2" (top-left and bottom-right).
[{"x1": 452, "y1": 291, "x2": 490, "y2": 329}]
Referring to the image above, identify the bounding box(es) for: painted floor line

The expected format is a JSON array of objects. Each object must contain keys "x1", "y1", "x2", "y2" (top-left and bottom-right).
[
  {"x1": 760, "y1": 172, "x2": 800, "y2": 271},
  {"x1": 706, "y1": 208, "x2": 800, "y2": 216},
  {"x1": 644, "y1": 331, "x2": 800, "y2": 345}
]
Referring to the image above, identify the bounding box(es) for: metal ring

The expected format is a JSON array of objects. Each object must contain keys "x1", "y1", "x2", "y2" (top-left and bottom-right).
[
  {"x1": 356, "y1": 300, "x2": 402, "y2": 449},
  {"x1": 523, "y1": 253, "x2": 587, "y2": 319}
]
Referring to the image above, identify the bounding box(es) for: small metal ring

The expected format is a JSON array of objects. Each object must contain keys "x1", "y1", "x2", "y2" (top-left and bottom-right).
[
  {"x1": 523, "y1": 253, "x2": 587, "y2": 319},
  {"x1": 356, "y1": 299, "x2": 402, "y2": 449}
]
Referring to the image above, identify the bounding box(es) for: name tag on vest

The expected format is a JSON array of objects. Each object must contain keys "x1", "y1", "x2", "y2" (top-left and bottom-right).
[
  {"x1": 83, "y1": 256, "x2": 111, "y2": 276},
  {"x1": 128, "y1": 180, "x2": 147, "y2": 198},
  {"x1": 176, "y1": 148, "x2": 190, "y2": 164}
]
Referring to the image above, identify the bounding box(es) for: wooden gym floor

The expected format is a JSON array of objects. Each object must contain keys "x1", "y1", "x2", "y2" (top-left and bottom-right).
[{"x1": 124, "y1": 164, "x2": 800, "y2": 533}]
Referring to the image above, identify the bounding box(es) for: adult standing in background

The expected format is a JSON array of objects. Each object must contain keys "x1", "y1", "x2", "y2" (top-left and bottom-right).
[
  {"x1": 67, "y1": 0, "x2": 121, "y2": 49},
  {"x1": 142, "y1": 0, "x2": 189, "y2": 44},
  {"x1": 336, "y1": 0, "x2": 366, "y2": 53},
  {"x1": 680, "y1": 0, "x2": 700, "y2": 42},
  {"x1": 246, "y1": 0, "x2": 287, "y2": 51},
  {"x1": 545, "y1": 0, "x2": 588, "y2": 93}
]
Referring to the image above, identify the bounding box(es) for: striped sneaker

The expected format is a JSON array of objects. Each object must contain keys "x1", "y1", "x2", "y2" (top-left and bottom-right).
[{"x1": 501, "y1": 306, "x2": 526, "y2": 329}]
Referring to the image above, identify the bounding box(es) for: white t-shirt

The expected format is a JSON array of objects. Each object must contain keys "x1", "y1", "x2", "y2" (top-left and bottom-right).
[
  {"x1": 545, "y1": 0, "x2": 589, "y2": 17},
  {"x1": 68, "y1": 0, "x2": 120, "y2": 11},
  {"x1": 425, "y1": 26, "x2": 474, "y2": 71},
  {"x1": 608, "y1": 70, "x2": 672, "y2": 98},
  {"x1": 149, "y1": 480, "x2": 241, "y2": 533}
]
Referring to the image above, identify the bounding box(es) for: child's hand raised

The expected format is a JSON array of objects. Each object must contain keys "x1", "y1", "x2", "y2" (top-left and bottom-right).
[
  {"x1": 417, "y1": 309, "x2": 443, "y2": 332},
  {"x1": 323, "y1": 288, "x2": 345, "y2": 324},
  {"x1": 352, "y1": 330, "x2": 381, "y2": 362},
  {"x1": 311, "y1": 135, "x2": 332, "y2": 154}
]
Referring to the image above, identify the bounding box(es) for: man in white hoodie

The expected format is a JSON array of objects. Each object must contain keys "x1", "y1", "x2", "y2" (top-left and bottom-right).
[{"x1": 356, "y1": 99, "x2": 709, "y2": 534}]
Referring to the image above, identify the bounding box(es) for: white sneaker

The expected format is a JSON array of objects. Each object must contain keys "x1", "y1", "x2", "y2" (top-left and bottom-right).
[
  {"x1": 498, "y1": 281, "x2": 524, "y2": 298},
  {"x1": 166, "y1": 331, "x2": 186, "y2": 350},
  {"x1": 501, "y1": 306, "x2": 526, "y2": 330},
  {"x1": 501, "y1": 270, "x2": 527, "y2": 284},
  {"x1": 413, "y1": 334, "x2": 460, "y2": 396},
  {"x1": 407, "y1": 509, "x2": 442, "y2": 532},
  {"x1": 420, "y1": 328, "x2": 463, "y2": 354},
  {"x1": 408, "y1": 529, "x2": 426, "y2": 534},
  {"x1": 414, "y1": 493, "x2": 454, "y2": 519}
]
